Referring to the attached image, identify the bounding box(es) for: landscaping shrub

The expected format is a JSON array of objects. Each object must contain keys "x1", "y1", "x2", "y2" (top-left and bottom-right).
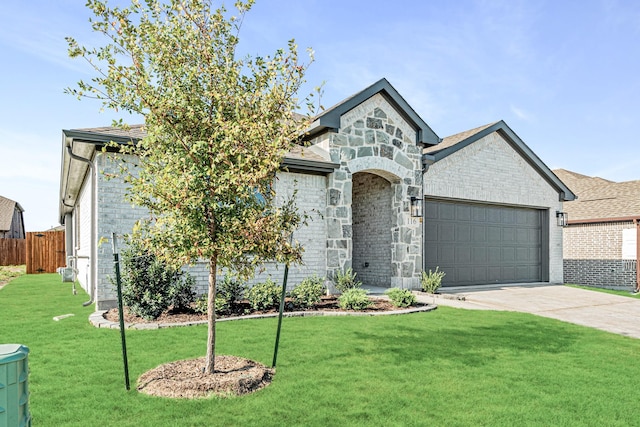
[
  {"x1": 217, "y1": 275, "x2": 245, "y2": 306},
  {"x1": 118, "y1": 239, "x2": 196, "y2": 320},
  {"x1": 246, "y1": 278, "x2": 281, "y2": 311},
  {"x1": 335, "y1": 268, "x2": 362, "y2": 293},
  {"x1": 168, "y1": 274, "x2": 196, "y2": 312},
  {"x1": 421, "y1": 266, "x2": 446, "y2": 294},
  {"x1": 385, "y1": 288, "x2": 417, "y2": 308},
  {"x1": 290, "y1": 275, "x2": 325, "y2": 309},
  {"x1": 193, "y1": 294, "x2": 208, "y2": 314},
  {"x1": 338, "y1": 288, "x2": 372, "y2": 310},
  {"x1": 193, "y1": 294, "x2": 228, "y2": 315}
]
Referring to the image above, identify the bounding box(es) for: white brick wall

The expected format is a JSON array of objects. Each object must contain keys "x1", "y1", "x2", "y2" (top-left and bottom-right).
[
  {"x1": 244, "y1": 171, "x2": 328, "y2": 289},
  {"x1": 424, "y1": 132, "x2": 564, "y2": 283},
  {"x1": 96, "y1": 152, "x2": 148, "y2": 308},
  {"x1": 85, "y1": 152, "x2": 327, "y2": 309}
]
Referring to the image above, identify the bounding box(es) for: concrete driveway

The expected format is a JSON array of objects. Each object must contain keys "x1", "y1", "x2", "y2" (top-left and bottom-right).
[{"x1": 424, "y1": 283, "x2": 640, "y2": 339}]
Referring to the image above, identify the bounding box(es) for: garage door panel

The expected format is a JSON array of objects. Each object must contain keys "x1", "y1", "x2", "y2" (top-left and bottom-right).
[
  {"x1": 440, "y1": 204, "x2": 456, "y2": 220},
  {"x1": 456, "y1": 205, "x2": 471, "y2": 221},
  {"x1": 457, "y1": 224, "x2": 471, "y2": 242},
  {"x1": 456, "y1": 246, "x2": 471, "y2": 263},
  {"x1": 425, "y1": 199, "x2": 544, "y2": 287},
  {"x1": 472, "y1": 247, "x2": 486, "y2": 263},
  {"x1": 472, "y1": 225, "x2": 486, "y2": 242},
  {"x1": 439, "y1": 224, "x2": 456, "y2": 242},
  {"x1": 488, "y1": 226, "x2": 501, "y2": 242}
]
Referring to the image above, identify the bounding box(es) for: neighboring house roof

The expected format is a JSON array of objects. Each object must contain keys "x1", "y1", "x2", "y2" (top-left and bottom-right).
[
  {"x1": 553, "y1": 169, "x2": 640, "y2": 222},
  {"x1": 423, "y1": 120, "x2": 576, "y2": 202},
  {"x1": 307, "y1": 78, "x2": 441, "y2": 146},
  {"x1": 0, "y1": 195, "x2": 23, "y2": 232}
]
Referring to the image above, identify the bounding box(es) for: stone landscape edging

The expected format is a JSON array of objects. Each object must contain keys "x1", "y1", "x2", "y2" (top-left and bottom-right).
[{"x1": 89, "y1": 304, "x2": 438, "y2": 330}]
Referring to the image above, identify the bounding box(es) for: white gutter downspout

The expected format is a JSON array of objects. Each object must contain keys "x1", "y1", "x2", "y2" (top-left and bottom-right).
[
  {"x1": 635, "y1": 219, "x2": 640, "y2": 293},
  {"x1": 66, "y1": 142, "x2": 98, "y2": 307}
]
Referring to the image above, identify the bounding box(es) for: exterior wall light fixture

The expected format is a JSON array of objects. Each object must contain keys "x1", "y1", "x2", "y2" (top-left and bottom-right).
[
  {"x1": 410, "y1": 197, "x2": 423, "y2": 218},
  {"x1": 556, "y1": 210, "x2": 568, "y2": 227}
]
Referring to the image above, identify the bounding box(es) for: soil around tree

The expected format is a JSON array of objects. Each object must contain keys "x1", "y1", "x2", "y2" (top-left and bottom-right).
[{"x1": 137, "y1": 355, "x2": 273, "y2": 399}]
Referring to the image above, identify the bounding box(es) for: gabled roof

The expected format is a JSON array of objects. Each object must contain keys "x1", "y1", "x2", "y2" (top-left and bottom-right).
[
  {"x1": 0, "y1": 195, "x2": 22, "y2": 232},
  {"x1": 423, "y1": 120, "x2": 576, "y2": 202},
  {"x1": 553, "y1": 169, "x2": 640, "y2": 222},
  {"x1": 307, "y1": 78, "x2": 441, "y2": 145},
  {"x1": 59, "y1": 125, "x2": 339, "y2": 222}
]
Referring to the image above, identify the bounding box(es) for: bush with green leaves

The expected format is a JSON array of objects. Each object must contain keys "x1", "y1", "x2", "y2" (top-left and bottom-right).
[
  {"x1": 246, "y1": 278, "x2": 281, "y2": 311},
  {"x1": 117, "y1": 239, "x2": 196, "y2": 320},
  {"x1": 421, "y1": 267, "x2": 446, "y2": 294},
  {"x1": 334, "y1": 268, "x2": 362, "y2": 293},
  {"x1": 168, "y1": 274, "x2": 196, "y2": 312},
  {"x1": 217, "y1": 275, "x2": 245, "y2": 306},
  {"x1": 338, "y1": 288, "x2": 372, "y2": 310},
  {"x1": 290, "y1": 275, "x2": 325, "y2": 309},
  {"x1": 193, "y1": 294, "x2": 228, "y2": 315},
  {"x1": 385, "y1": 288, "x2": 417, "y2": 308}
]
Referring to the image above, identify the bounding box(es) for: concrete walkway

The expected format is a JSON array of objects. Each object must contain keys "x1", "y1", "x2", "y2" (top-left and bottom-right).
[{"x1": 420, "y1": 283, "x2": 640, "y2": 339}]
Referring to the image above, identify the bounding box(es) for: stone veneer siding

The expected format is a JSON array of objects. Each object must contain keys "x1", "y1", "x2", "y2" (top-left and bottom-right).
[
  {"x1": 563, "y1": 221, "x2": 637, "y2": 290},
  {"x1": 352, "y1": 172, "x2": 393, "y2": 287},
  {"x1": 311, "y1": 93, "x2": 424, "y2": 289},
  {"x1": 424, "y1": 132, "x2": 564, "y2": 283}
]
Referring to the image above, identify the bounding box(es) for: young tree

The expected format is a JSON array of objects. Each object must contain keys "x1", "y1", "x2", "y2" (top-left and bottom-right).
[{"x1": 66, "y1": 0, "x2": 317, "y2": 374}]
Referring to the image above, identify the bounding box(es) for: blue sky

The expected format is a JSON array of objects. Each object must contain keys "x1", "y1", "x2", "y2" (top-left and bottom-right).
[{"x1": 1, "y1": 0, "x2": 639, "y2": 231}]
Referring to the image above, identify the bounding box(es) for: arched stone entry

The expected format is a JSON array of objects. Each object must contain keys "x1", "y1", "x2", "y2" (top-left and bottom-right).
[{"x1": 352, "y1": 172, "x2": 393, "y2": 287}]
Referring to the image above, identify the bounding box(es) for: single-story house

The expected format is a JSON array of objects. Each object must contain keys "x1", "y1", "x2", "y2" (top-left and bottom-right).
[
  {"x1": 59, "y1": 78, "x2": 575, "y2": 310},
  {"x1": 0, "y1": 195, "x2": 25, "y2": 239},
  {"x1": 553, "y1": 169, "x2": 640, "y2": 291}
]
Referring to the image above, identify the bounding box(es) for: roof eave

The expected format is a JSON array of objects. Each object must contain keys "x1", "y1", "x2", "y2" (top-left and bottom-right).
[
  {"x1": 308, "y1": 78, "x2": 440, "y2": 146},
  {"x1": 281, "y1": 157, "x2": 340, "y2": 174},
  {"x1": 426, "y1": 121, "x2": 576, "y2": 202}
]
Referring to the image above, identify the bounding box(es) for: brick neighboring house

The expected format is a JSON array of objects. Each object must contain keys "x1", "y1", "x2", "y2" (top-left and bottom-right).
[
  {"x1": 0, "y1": 195, "x2": 25, "y2": 239},
  {"x1": 554, "y1": 169, "x2": 640, "y2": 291},
  {"x1": 59, "y1": 78, "x2": 575, "y2": 310}
]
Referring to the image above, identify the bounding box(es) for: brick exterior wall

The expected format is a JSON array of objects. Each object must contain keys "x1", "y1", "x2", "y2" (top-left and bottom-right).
[
  {"x1": 352, "y1": 172, "x2": 392, "y2": 286},
  {"x1": 424, "y1": 132, "x2": 565, "y2": 283},
  {"x1": 96, "y1": 153, "x2": 149, "y2": 309},
  {"x1": 86, "y1": 152, "x2": 327, "y2": 309},
  {"x1": 563, "y1": 221, "x2": 637, "y2": 290}
]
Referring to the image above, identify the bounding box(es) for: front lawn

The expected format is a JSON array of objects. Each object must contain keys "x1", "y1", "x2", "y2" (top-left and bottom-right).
[
  {"x1": 3, "y1": 274, "x2": 640, "y2": 426},
  {"x1": 567, "y1": 283, "x2": 640, "y2": 299}
]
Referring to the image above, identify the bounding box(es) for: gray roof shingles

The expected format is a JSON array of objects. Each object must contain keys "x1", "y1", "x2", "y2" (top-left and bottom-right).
[
  {"x1": 0, "y1": 195, "x2": 19, "y2": 232},
  {"x1": 553, "y1": 169, "x2": 640, "y2": 221}
]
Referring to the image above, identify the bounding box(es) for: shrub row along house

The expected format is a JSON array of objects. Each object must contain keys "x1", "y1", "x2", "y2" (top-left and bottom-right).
[
  {"x1": 553, "y1": 169, "x2": 640, "y2": 291},
  {"x1": 59, "y1": 79, "x2": 575, "y2": 310}
]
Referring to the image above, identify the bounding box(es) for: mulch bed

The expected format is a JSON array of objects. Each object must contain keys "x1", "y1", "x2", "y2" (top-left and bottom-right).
[
  {"x1": 104, "y1": 295, "x2": 415, "y2": 399},
  {"x1": 103, "y1": 295, "x2": 399, "y2": 325}
]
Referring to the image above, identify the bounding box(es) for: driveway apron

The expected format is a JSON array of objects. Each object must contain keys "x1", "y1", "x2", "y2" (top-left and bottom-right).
[{"x1": 425, "y1": 284, "x2": 640, "y2": 339}]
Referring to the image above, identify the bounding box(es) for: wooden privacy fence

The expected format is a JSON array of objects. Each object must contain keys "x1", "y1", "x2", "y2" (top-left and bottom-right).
[
  {"x1": 0, "y1": 238, "x2": 26, "y2": 266},
  {"x1": 26, "y1": 231, "x2": 66, "y2": 274}
]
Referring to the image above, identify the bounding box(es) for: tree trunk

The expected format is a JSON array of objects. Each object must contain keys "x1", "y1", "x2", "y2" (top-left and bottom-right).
[{"x1": 204, "y1": 254, "x2": 217, "y2": 374}]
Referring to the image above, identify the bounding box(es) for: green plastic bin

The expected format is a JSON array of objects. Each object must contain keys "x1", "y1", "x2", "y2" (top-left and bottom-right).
[{"x1": 0, "y1": 344, "x2": 30, "y2": 427}]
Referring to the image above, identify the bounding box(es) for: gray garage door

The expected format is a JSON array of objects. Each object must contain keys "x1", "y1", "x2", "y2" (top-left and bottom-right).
[{"x1": 424, "y1": 199, "x2": 544, "y2": 287}]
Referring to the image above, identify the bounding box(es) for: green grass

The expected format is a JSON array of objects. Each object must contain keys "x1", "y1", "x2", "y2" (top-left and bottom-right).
[
  {"x1": 3, "y1": 274, "x2": 640, "y2": 426},
  {"x1": 566, "y1": 283, "x2": 640, "y2": 299}
]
